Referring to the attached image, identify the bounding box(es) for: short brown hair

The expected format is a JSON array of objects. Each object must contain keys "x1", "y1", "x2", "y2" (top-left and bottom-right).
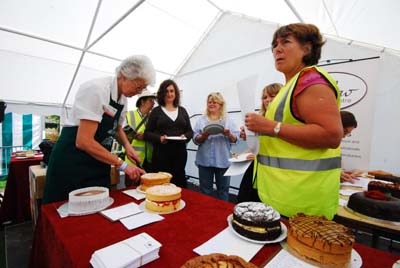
[{"x1": 272, "y1": 23, "x2": 325, "y2": 66}]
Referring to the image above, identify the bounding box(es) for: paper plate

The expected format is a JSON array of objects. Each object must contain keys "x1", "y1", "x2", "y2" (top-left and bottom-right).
[
  {"x1": 139, "y1": 200, "x2": 185, "y2": 215},
  {"x1": 58, "y1": 197, "x2": 114, "y2": 216},
  {"x1": 203, "y1": 124, "x2": 224, "y2": 135},
  {"x1": 227, "y1": 214, "x2": 287, "y2": 244},
  {"x1": 166, "y1": 136, "x2": 187, "y2": 140},
  {"x1": 228, "y1": 153, "x2": 253, "y2": 163}
]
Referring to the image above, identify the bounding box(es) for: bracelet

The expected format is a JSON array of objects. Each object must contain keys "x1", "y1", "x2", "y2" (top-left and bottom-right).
[{"x1": 118, "y1": 161, "x2": 128, "y2": 171}]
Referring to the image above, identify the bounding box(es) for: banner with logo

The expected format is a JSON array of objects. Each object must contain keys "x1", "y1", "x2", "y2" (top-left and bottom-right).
[{"x1": 324, "y1": 57, "x2": 380, "y2": 170}]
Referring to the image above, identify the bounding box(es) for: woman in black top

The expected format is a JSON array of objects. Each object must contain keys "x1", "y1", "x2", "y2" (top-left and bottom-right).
[{"x1": 144, "y1": 79, "x2": 193, "y2": 187}]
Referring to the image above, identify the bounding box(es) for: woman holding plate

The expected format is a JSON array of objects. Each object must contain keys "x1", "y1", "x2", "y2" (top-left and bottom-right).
[
  {"x1": 144, "y1": 79, "x2": 193, "y2": 188},
  {"x1": 193, "y1": 92, "x2": 239, "y2": 201}
]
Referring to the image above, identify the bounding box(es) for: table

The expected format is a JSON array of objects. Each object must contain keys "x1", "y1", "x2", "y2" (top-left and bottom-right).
[
  {"x1": 0, "y1": 155, "x2": 43, "y2": 224},
  {"x1": 29, "y1": 188, "x2": 399, "y2": 268}
]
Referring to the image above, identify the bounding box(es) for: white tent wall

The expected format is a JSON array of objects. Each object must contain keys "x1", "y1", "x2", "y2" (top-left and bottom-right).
[
  {"x1": 369, "y1": 52, "x2": 400, "y2": 171},
  {"x1": 176, "y1": 12, "x2": 400, "y2": 179}
]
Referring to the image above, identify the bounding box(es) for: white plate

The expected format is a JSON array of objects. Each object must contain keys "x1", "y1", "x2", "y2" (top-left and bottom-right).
[
  {"x1": 280, "y1": 241, "x2": 362, "y2": 268},
  {"x1": 393, "y1": 260, "x2": 400, "y2": 268},
  {"x1": 58, "y1": 197, "x2": 114, "y2": 216},
  {"x1": 227, "y1": 214, "x2": 287, "y2": 244},
  {"x1": 166, "y1": 136, "x2": 187, "y2": 140},
  {"x1": 228, "y1": 153, "x2": 253, "y2": 163},
  {"x1": 139, "y1": 199, "x2": 185, "y2": 215},
  {"x1": 203, "y1": 124, "x2": 224, "y2": 135}
]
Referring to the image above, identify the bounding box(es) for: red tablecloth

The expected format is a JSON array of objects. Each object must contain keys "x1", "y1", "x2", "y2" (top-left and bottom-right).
[
  {"x1": 29, "y1": 188, "x2": 399, "y2": 268},
  {"x1": 0, "y1": 155, "x2": 43, "y2": 224}
]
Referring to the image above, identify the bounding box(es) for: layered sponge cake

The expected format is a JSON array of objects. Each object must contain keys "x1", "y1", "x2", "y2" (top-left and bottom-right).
[
  {"x1": 231, "y1": 202, "x2": 281, "y2": 241},
  {"x1": 288, "y1": 213, "x2": 355, "y2": 267},
  {"x1": 140, "y1": 172, "x2": 172, "y2": 191},
  {"x1": 145, "y1": 184, "x2": 181, "y2": 213}
]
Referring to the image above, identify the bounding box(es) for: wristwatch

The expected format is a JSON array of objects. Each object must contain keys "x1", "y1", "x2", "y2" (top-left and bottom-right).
[{"x1": 273, "y1": 122, "x2": 282, "y2": 137}]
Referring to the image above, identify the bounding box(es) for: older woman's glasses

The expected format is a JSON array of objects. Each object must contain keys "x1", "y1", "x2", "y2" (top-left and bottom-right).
[{"x1": 133, "y1": 80, "x2": 147, "y2": 93}]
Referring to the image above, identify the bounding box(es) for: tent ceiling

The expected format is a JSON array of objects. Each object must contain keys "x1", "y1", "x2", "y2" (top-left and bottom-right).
[{"x1": 1, "y1": 0, "x2": 399, "y2": 112}]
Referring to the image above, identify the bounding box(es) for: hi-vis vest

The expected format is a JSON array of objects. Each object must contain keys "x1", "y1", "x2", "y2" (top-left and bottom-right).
[
  {"x1": 125, "y1": 109, "x2": 153, "y2": 165},
  {"x1": 256, "y1": 66, "x2": 341, "y2": 220}
]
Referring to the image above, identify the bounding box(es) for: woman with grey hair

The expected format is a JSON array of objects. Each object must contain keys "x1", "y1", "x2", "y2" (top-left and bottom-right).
[{"x1": 43, "y1": 55, "x2": 156, "y2": 204}]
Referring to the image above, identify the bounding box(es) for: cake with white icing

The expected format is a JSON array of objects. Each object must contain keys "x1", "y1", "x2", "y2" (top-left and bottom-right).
[
  {"x1": 68, "y1": 186, "x2": 110, "y2": 214},
  {"x1": 231, "y1": 202, "x2": 281, "y2": 241}
]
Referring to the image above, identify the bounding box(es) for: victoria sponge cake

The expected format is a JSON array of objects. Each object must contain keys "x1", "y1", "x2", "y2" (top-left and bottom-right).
[
  {"x1": 145, "y1": 184, "x2": 181, "y2": 213},
  {"x1": 140, "y1": 172, "x2": 172, "y2": 191}
]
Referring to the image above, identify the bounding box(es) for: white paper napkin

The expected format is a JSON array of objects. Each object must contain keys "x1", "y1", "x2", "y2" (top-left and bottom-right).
[
  {"x1": 123, "y1": 189, "x2": 146, "y2": 200},
  {"x1": 193, "y1": 227, "x2": 263, "y2": 262},
  {"x1": 339, "y1": 189, "x2": 360, "y2": 196},
  {"x1": 100, "y1": 203, "x2": 142, "y2": 222},
  {"x1": 120, "y1": 212, "x2": 164, "y2": 230}
]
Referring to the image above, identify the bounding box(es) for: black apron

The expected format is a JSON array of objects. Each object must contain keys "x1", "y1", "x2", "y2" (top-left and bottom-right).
[{"x1": 42, "y1": 96, "x2": 124, "y2": 204}]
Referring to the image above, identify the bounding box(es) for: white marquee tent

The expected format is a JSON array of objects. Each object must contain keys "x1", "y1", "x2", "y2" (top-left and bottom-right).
[{"x1": 1, "y1": 0, "x2": 400, "y2": 175}]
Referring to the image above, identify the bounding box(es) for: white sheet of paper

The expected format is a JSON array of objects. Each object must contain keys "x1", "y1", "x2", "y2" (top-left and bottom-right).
[
  {"x1": 340, "y1": 177, "x2": 370, "y2": 190},
  {"x1": 237, "y1": 75, "x2": 258, "y2": 133},
  {"x1": 100, "y1": 202, "x2": 142, "y2": 222},
  {"x1": 120, "y1": 212, "x2": 164, "y2": 230},
  {"x1": 123, "y1": 189, "x2": 146, "y2": 200},
  {"x1": 339, "y1": 198, "x2": 348, "y2": 206},
  {"x1": 224, "y1": 161, "x2": 252, "y2": 176},
  {"x1": 339, "y1": 189, "x2": 360, "y2": 196},
  {"x1": 264, "y1": 248, "x2": 316, "y2": 268},
  {"x1": 193, "y1": 227, "x2": 263, "y2": 262}
]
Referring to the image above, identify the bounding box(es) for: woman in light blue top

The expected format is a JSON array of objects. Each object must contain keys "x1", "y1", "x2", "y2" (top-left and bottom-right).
[{"x1": 193, "y1": 92, "x2": 239, "y2": 201}]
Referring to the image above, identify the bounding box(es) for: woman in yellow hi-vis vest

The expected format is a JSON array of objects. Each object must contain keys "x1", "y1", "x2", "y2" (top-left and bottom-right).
[
  {"x1": 245, "y1": 23, "x2": 343, "y2": 220},
  {"x1": 125, "y1": 90, "x2": 156, "y2": 187}
]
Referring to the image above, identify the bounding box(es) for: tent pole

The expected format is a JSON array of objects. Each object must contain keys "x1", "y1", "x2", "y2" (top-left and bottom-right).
[
  {"x1": 284, "y1": 0, "x2": 305, "y2": 23},
  {"x1": 62, "y1": 0, "x2": 103, "y2": 108},
  {"x1": 86, "y1": 0, "x2": 146, "y2": 51}
]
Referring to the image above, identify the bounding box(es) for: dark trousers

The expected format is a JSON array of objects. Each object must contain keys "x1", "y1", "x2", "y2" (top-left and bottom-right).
[
  {"x1": 151, "y1": 142, "x2": 188, "y2": 188},
  {"x1": 237, "y1": 162, "x2": 261, "y2": 203}
]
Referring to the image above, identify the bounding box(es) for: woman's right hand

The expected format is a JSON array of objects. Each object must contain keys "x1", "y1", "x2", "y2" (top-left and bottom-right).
[
  {"x1": 160, "y1": 135, "x2": 167, "y2": 144},
  {"x1": 124, "y1": 165, "x2": 145, "y2": 183}
]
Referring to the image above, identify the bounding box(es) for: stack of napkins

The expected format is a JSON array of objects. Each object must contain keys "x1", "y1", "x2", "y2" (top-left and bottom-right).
[{"x1": 90, "y1": 232, "x2": 162, "y2": 268}]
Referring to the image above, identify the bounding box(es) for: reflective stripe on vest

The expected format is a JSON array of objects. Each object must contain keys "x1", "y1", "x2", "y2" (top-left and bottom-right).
[{"x1": 257, "y1": 155, "x2": 341, "y2": 171}]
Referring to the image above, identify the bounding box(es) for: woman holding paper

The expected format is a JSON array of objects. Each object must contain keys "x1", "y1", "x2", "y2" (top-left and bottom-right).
[
  {"x1": 245, "y1": 23, "x2": 343, "y2": 219},
  {"x1": 193, "y1": 92, "x2": 239, "y2": 201},
  {"x1": 144, "y1": 79, "x2": 193, "y2": 188}
]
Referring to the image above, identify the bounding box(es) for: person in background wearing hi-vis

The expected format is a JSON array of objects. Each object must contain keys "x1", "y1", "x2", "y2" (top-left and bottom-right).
[{"x1": 124, "y1": 90, "x2": 156, "y2": 187}]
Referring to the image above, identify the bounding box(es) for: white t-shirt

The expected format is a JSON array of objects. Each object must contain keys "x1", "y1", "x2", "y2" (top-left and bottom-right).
[
  {"x1": 161, "y1": 106, "x2": 178, "y2": 121},
  {"x1": 64, "y1": 76, "x2": 127, "y2": 127}
]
